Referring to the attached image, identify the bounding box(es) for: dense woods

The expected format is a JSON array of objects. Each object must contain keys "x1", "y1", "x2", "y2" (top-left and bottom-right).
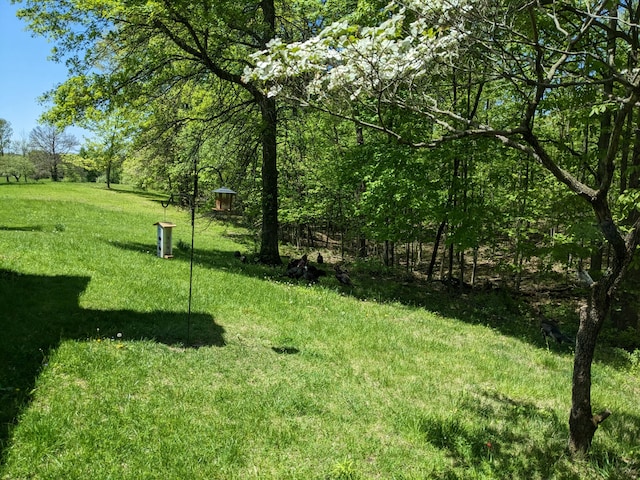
[{"x1": 6, "y1": 0, "x2": 640, "y2": 455}]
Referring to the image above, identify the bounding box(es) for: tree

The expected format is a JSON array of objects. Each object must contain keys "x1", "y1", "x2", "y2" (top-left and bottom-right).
[
  {"x1": 0, "y1": 119, "x2": 13, "y2": 156},
  {"x1": 15, "y1": 0, "x2": 333, "y2": 264},
  {"x1": 80, "y1": 109, "x2": 135, "y2": 188},
  {"x1": 247, "y1": 0, "x2": 640, "y2": 454},
  {"x1": 0, "y1": 154, "x2": 34, "y2": 182},
  {"x1": 29, "y1": 125, "x2": 78, "y2": 181}
]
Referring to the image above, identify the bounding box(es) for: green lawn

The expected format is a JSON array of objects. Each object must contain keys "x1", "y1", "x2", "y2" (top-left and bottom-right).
[{"x1": 1, "y1": 182, "x2": 639, "y2": 479}]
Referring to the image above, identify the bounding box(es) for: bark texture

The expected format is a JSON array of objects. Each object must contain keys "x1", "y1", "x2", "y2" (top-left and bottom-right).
[{"x1": 258, "y1": 94, "x2": 281, "y2": 265}]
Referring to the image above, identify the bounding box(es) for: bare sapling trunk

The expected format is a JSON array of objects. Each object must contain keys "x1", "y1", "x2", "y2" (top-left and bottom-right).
[{"x1": 427, "y1": 219, "x2": 446, "y2": 281}]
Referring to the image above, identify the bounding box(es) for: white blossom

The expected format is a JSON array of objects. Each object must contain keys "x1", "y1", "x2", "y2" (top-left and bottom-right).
[{"x1": 243, "y1": 0, "x2": 478, "y2": 103}]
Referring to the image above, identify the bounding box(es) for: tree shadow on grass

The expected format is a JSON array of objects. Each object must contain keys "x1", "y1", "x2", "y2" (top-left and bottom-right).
[
  {"x1": 348, "y1": 272, "x2": 638, "y2": 366},
  {"x1": 109, "y1": 240, "x2": 233, "y2": 266},
  {"x1": 106, "y1": 185, "x2": 169, "y2": 202},
  {"x1": 415, "y1": 389, "x2": 640, "y2": 479},
  {"x1": 0, "y1": 226, "x2": 44, "y2": 232},
  {"x1": 108, "y1": 241, "x2": 629, "y2": 365},
  {"x1": 103, "y1": 243, "x2": 640, "y2": 474},
  {"x1": 108, "y1": 240, "x2": 274, "y2": 278},
  {"x1": 110, "y1": 243, "x2": 558, "y2": 332},
  {"x1": 0, "y1": 268, "x2": 225, "y2": 463}
]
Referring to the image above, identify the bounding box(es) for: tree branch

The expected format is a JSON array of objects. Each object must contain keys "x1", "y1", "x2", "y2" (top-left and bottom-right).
[
  {"x1": 150, "y1": 17, "x2": 249, "y2": 91},
  {"x1": 591, "y1": 409, "x2": 611, "y2": 427}
]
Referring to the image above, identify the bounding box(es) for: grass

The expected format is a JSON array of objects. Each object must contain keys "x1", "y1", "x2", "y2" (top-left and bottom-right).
[{"x1": 1, "y1": 181, "x2": 639, "y2": 479}]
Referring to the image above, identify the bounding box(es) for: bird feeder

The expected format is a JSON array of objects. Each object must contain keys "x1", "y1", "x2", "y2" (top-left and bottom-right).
[
  {"x1": 154, "y1": 221, "x2": 176, "y2": 259},
  {"x1": 213, "y1": 187, "x2": 237, "y2": 212}
]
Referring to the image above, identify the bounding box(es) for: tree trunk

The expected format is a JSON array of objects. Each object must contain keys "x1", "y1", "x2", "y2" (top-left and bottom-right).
[
  {"x1": 459, "y1": 249, "x2": 465, "y2": 290},
  {"x1": 568, "y1": 204, "x2": 636, "y2": 454},
  {"x1": 254, "y1": 0, "x2": 280, "y2": 265},
  {"x1": 384, "y1": 240, "x2": 390, "y2": 267},
  {"x1": 307, "y1": 224, "x2": 314, "y2": 248},
  {"x1": 568, "y1": 281, "x2": 612, "y2": 455},
  {"x1": 427, "y1": 219, "x2": 446, "y2": 281},
  {"x1": 471, "y1": 247, "x2": 478, "y2": 286},
  {"x1": 51, "y1": 155, "x2": 60, "y2": 182},
  {"x1": 106, "y1": 161, "x2": 112, "y2": 189},
  {"x1": 391, "y1": 241, "x2": 395, "y2": 267},
  {"x1": 589, "y1": 243, "x2": 603, "y2": 279},
  {"x1": 358, "y1": 235, "x2": 367, "y2": 258},
  {"x1": 258, "y1": 94, "x2": 281, "y2": 265},
  {"x1": 568, "y1": 11, "x2": 621, "y2": 454}
]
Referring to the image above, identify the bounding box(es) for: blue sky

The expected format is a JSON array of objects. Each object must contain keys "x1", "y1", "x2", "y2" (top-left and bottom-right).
[{"x1": 0, "y1": 0, "x2": 88, "y2": 144}]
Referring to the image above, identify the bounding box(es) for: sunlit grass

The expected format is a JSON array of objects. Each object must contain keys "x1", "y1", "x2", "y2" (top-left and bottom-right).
[{"x1": 1, "y1": 182, "x2": 639, "y2": 479}]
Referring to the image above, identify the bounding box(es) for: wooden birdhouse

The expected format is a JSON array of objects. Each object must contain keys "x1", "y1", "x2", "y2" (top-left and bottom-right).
[
  {"x1": 213, "y1": 187, "x2": 237, "y2": 212},
  {"x1": 154, "y1": 221, "x2": 176, "y2": 258}
]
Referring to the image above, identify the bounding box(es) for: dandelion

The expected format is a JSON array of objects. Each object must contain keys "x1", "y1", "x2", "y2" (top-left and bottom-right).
[{"x1": 117, "y1": 332, "x2": 123, "y2": 338}]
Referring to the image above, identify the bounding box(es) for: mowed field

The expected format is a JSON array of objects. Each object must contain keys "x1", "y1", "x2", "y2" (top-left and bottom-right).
[{"x1": 1, "y1": 182, "x2": 639, "y2": 479}]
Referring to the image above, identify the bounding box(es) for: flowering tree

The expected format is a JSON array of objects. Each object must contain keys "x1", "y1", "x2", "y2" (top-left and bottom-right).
[{"x1": 245, "y1": 0, "x2": 640, "y2": 455}]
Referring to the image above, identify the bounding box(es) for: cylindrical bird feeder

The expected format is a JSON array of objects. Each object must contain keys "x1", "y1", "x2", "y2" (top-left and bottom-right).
[{"x1": 154, "y1": 221, "x2": 176, "y2": 258}]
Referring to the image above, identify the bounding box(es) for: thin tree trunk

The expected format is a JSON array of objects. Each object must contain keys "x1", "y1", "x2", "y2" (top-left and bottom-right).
[
  {"x1": 405, "y1": 242, "x2": 410, "y2": 271},
  {"x1": 471, "y1": 247, "x2": 478, "y2": 286},
  {"x1": 325, "y1": 217, "x2": 330, "y2": 248},
  {"x1": 428, "y1": 219, "x2": 447, "y2": 281},
  {"x1": 391, "y1": 241, "x2": 395, "y2": 267},
  {"x1": 106, "y1": 161, "x2": 112, "y2": 189},
  {"x1": 384, "y1": 240, "x2": 390, "y2": 267},
  {"x1": 439, "y1": 238, "x2": 447, "y2": 280},
  {"x1": 358, "y1": 235, "x2": 367, "y2": 258},
  {"x1": 307, "y1": 224, "x2": 314, "y2": 248},
  {"x1": 514, "y1": 250, "x2": 524, "y2": 291},
  {"x1": 355, "y1": 123, "x2": 367, "y2": 259}
]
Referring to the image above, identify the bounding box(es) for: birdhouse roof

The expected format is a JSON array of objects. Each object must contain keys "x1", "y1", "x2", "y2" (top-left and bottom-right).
[
  {"x1": 154, "y1": 222, "x2": 177, "y2": 228},
  {"x1": 213, "y1": 187, "x2": 237, "y2": 195}
]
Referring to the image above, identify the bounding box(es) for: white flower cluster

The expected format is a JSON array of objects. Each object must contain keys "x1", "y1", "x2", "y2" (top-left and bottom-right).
[{"x1": 243, "y1": 0, "x2": 477, "y2": 101}]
